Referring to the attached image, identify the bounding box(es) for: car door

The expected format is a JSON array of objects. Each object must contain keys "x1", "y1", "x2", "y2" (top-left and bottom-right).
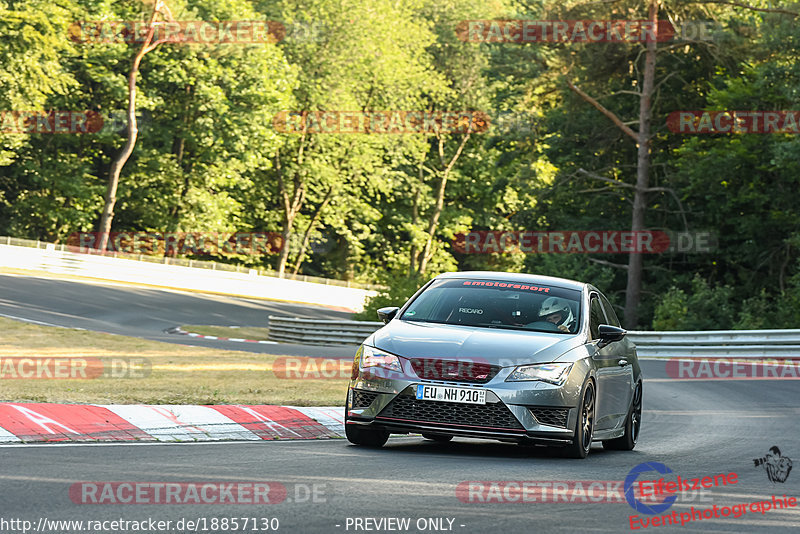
[
  {"x1": 599, "y1": 291, "x2": 635, "y2": 411},
  {"x1": 589, "y1": 292, "x2": 633, "y2": 430}
]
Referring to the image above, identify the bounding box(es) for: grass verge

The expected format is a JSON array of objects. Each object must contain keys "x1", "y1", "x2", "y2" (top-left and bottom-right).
[{"x1": 0, "y1": 317, "x2": 348, "y2": 406}]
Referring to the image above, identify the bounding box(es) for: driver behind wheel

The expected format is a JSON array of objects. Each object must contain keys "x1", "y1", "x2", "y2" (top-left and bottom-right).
[{"x1": 537, "y1": 297, "x2": 574, "y2": 332}]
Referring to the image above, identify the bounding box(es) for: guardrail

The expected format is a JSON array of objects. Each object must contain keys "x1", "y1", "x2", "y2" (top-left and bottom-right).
[
  {"x1": 0, "y1": 238, "x2": 378, "y2": 312},
  {"x1": 267, "y1": 317, "x2": 800, "y2": 357},
  {"x1": 268, "y1": 316, "x2": 383, "y2": 345},
  {"x1": 627, "y1": 330, "x2": 800, "y2": 358}
]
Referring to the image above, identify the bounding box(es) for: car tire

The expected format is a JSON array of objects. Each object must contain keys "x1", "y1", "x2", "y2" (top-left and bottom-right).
[
  {"x1": 345, "y1": 423, "x2": 389, "y2": 447},
  {"x1": 603, "y1": 381, "x2": 642, "y2": 451},
  {"x1": 422, "y1": 433, "x2": 453, "y2": 443},
  {"x1": 562, "y1": 379, "x2": 595, "y2": 459}
]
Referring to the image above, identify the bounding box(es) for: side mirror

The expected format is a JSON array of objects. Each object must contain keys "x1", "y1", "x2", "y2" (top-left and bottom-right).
[
  {"x1": 377, "y1": 306, "x2": 400, "y2": 324},
  {"x1": 598, "y1": 324, "x2": 626, "y2": 344}
]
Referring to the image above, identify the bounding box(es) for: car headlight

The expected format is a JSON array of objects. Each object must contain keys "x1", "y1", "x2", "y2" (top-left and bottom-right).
[
  {"x1": 506, "y1": 362, "x2": 573, "y2": 385},
  {"x1": 359, "y1": 345, "x2": 403, "y2": 373}
]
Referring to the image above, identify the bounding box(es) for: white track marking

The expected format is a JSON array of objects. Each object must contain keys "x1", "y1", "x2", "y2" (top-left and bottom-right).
[
  {"x1": 0, "y1": 312, "x2": 84, "y2": 330},
  {"x1": 291, "y1": 406, "x2": 345, "y2": 436},
  {"x1": 100, "y1": 405, "x2": 260, "y2": 442}
]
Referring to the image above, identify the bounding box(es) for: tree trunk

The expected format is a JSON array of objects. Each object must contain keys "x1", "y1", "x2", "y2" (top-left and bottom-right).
[
  {"x1": 417, "y1": 132, "x2": 472, "y2": 275},
  {"x1": 96, "y1": 4, "x2": 171, "y2": 252},
  {"x1": 276, "y1": 222, "x2": 294, "y2": 277},
  {"x1": 168, "y1": 86, "x2": 193, "y2": 230},
  {"x1": 417, "y1": 170, "x2": 448, "y2": 275},
  {"x1": 167, "y1": 137, "x2": 187, "y2": 230},
  {"x1": 291, "y1": 185, "x2": 334, "y2": 277},
  {"x1": 275, "y1": 159, "x2": 306, "y2": 277},
  {"x1": 96, "y1": 54, "x2": 146, "y2": 252},
  {"x1": 274, "y1": 121, "x2": 310, "y2": 277},
  {"x1": 623, "y1": 0, "x2": 658, "y2": 328},
  {"x1": 408, "y1": 182, "x2": 420, "y2": 276}
]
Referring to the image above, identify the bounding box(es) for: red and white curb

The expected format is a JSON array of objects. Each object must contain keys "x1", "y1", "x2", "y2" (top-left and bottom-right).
[
  {"x1": 0, "y1": 403, "x2": 344, "y2": 443},
  {"x1": 166, "y1": 326, "x2": 278, "y2": 345}
]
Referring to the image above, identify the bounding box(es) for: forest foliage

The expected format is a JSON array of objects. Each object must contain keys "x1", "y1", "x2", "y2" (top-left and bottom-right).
[{"x1": 2, "y1": 0, "x2": 799, "y2": 329}]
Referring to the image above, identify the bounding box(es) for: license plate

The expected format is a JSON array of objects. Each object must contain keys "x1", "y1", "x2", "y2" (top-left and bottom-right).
[{"x1": 415, "y1": 384, "x2": 486, "y2": 404}]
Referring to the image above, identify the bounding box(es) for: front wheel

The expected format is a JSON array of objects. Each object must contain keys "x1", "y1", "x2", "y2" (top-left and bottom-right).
[
  {"x1": 345, "y1": 423, "x2": 389, "y2": 447},
  {"x1": 603, "y1": 381, "x2": 642, "y2": 451},
  {"x1": 562, "y1": 379, "x2": 595, "y2": 459}
]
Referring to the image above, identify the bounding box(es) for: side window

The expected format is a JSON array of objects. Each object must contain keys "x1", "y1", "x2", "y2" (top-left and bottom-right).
[
  {"x1": 599, "y1": 294, "x2": 621, "y2": 327},
  {"x1": 589, "y1": 295, "x2": 605, "y2": 339}
]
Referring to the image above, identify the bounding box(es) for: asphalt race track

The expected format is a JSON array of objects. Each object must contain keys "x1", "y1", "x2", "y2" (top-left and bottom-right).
[
  {"x1": 0, "y1": 273, "x2": 798, "y2": 532},
  {"x1": 1, "y1": 377, "x2": 798, "y2": 533},
  {"x1": 0, "y1": 273, "x2": 355, "y2": 357}
]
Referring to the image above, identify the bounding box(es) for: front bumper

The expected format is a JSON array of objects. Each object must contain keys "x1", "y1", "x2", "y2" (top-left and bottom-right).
[{"x1": 346, "y1": 361, "x2": 590, "y2": 445}]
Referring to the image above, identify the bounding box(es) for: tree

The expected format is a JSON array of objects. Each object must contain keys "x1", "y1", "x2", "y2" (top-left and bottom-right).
[
  {"x1": 253, "y1": 0, "x2": 448, "y2": 277},
  {"x1": 0, "y1": 0, "x2": 75, "y2": 165},
  {"x1": 96, "y1": 0, "x2": 175, "y2": 252},
  {"x1": 563, "y1": 0, "x2": 660, "y2": 327},
  {"x1": 403, "y1": 0, "x2": 498, "y2": 277}
]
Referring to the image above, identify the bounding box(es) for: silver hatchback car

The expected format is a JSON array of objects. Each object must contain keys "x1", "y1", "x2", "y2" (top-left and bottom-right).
[{"x1": 344, "y1": 271, "x2": 642, "y2": 458}]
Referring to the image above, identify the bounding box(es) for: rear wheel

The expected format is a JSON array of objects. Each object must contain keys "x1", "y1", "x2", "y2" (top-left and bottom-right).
[
  {"x1": 562, "y1": 379, "x2": 595, "y2": 459},
  {"x1": 603, "y1": 381, "x2": 642, "y2": 451},
  {"x1": 345, "y1": 423, "x2": 389, "y2": 447},
  {"x1": 422, "y1": 433, "x2": 453, "y2": 443}
]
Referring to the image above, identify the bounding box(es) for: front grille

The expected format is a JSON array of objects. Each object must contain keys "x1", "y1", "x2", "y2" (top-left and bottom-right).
[
  {"x1": 529, "y1": 407, "x2": 569, "y2": 428},
  {"x1": 351, "y1": 389, "x2": 379, "y2": 409},
  {"x1": 378, "y1": 395, "x2": 523, "y2": 430},
  {"x1": 410, "y1": 358, "x2": 500, "y2": 384}
]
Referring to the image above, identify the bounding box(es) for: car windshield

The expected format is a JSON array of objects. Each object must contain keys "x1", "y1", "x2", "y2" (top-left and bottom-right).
[{"x1": 400, "y1": 278, "x2": 582, "y2": 334}]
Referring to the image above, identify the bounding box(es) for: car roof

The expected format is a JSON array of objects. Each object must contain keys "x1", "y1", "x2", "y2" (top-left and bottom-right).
[{"x1": 435, "y1": 271, "x2": 587, "y2": 292}]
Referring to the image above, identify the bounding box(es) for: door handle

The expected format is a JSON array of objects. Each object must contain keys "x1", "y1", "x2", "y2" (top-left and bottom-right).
[{"x1": 618, "y1": 359, "x2": 628, "y2": 367}]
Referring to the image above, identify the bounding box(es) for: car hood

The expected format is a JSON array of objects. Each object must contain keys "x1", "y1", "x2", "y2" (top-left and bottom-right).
[{"x1": 369, "y1": 320, "x2": 583, "y2": 367}]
